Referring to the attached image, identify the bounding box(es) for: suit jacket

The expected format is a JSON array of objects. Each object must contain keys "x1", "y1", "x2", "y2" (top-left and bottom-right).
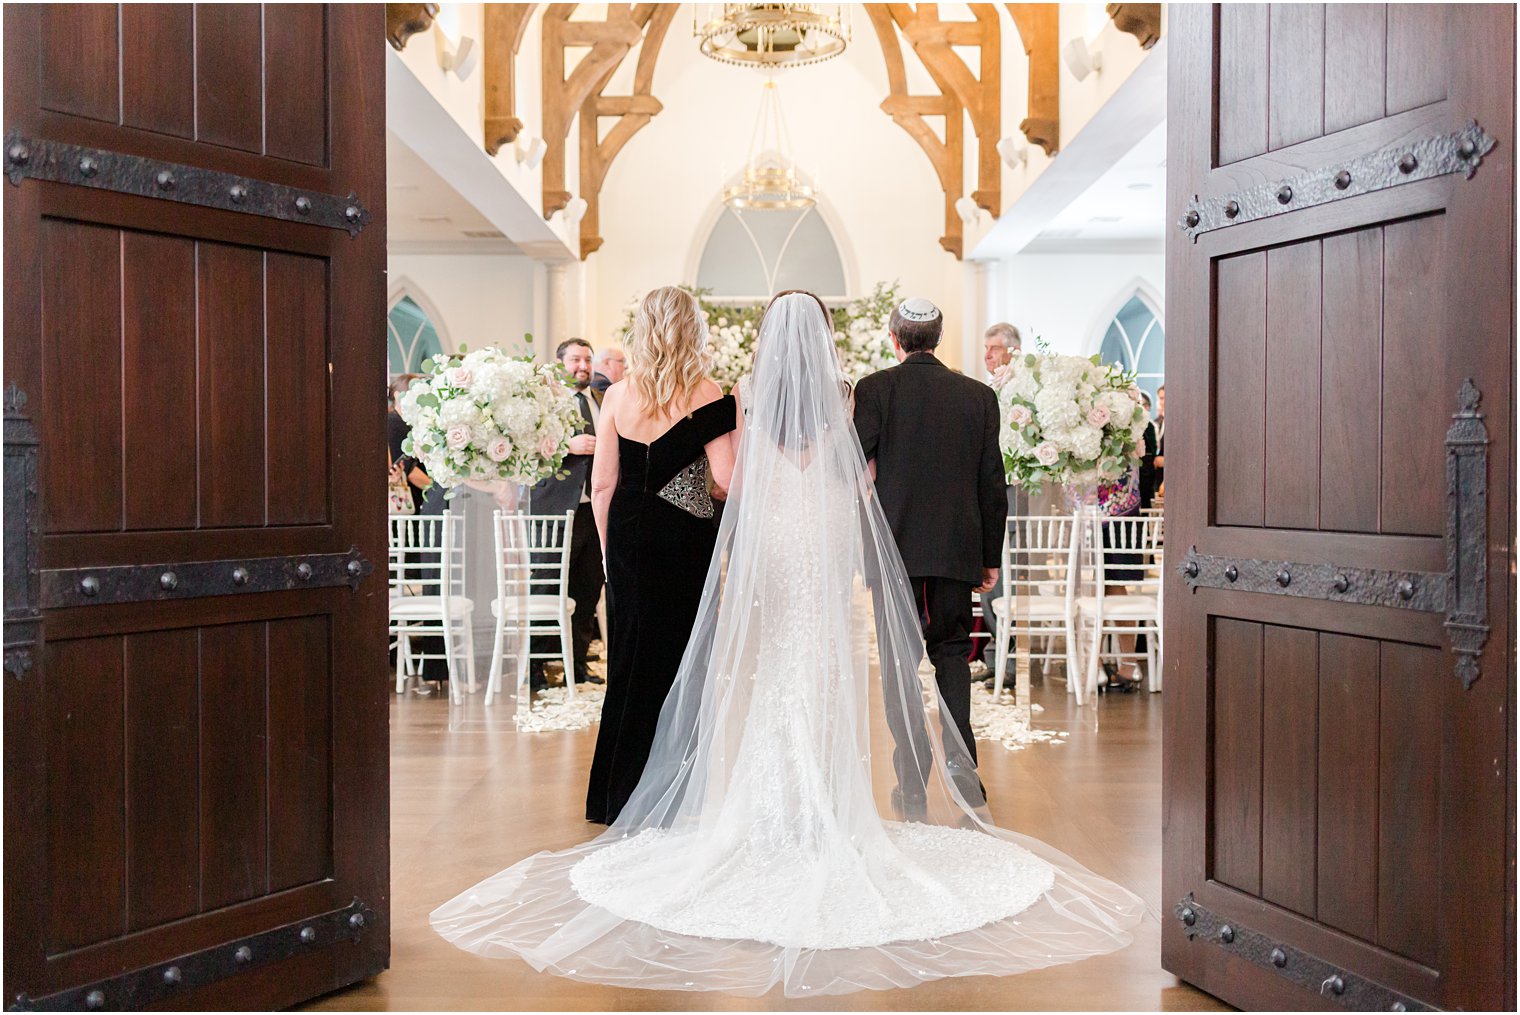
[
  {"x1": 853, "y1": 352, "x2": 1008, "y2": 585},
  {"x1": 530, "y1": 386, "x2": 602, "y2": 516}
]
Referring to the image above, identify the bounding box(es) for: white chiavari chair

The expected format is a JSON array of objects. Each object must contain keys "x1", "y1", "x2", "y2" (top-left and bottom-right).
[
  {"x1": 388, "y1": 512, "x2": 475, "y2": 703},
  {"x1": 485, "y1": 510, "x2": 577, "y2": 706},
  {"x1": 988, "y1": 515, "x2": 1081, "y2": 702},
  {"x1": 1074, "y1": 514, "x2": 1164, "y2": 699}
]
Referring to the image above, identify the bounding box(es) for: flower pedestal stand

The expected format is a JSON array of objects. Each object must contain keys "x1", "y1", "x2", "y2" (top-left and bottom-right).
[{"x1": 1064, "y1": 485, "x2": 1102, "y2": 706}]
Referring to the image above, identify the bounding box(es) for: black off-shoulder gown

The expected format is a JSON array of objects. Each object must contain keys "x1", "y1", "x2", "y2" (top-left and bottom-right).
[{"x1": 585, "y1": 396, "x2": 736, "y2": 825}]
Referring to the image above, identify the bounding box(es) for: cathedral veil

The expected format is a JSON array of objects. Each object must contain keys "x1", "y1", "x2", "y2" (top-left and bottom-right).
[{"x1": 431, "y1": 294, "x2": 1144, "y2": 996}]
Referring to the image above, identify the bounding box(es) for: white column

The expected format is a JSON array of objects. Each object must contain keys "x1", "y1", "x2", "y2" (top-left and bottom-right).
[
  {"x1": 565, "y1": 258, "x2": 587, "y2": 342},
  {"x1": 544, "y1": 261, "x2": 571, "y2": 361},
  {"x1": 962, "y1": 259, "x2": 992, "y2": 376}
]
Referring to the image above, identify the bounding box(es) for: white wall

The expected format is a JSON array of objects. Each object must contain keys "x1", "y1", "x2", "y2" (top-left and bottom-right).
[
  {"x1": 987, "y1": 250, "x2": 1165, "y2": 359},
  {"x1": 387, "y1": 252, "x2": 542, "y2": 357}
]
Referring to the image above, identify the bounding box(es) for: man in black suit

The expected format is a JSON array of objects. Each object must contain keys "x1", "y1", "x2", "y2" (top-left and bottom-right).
[
  {"x1": 854, "y1": 298, "x2": 1008, "y2": 805},
  {"x1": 528, "y1": 338, "x2": 604, "y2": 687}
]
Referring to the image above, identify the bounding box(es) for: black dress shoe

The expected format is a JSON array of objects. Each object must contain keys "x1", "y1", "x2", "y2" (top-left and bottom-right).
[
  {"x1": 577, "y1": 671, "x2": 605, "y2": 686},
  {"x1": 889, "y1": 786, "x2": 929, "y2": 823}
]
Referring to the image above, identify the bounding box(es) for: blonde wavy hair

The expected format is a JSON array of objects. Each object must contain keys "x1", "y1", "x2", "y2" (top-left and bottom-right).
[{"x1": 625, "y1": 286, "x2": 711, "y2": 418}]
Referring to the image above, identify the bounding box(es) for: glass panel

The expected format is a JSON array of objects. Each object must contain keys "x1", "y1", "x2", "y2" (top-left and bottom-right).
[
  {"x1": 772, "y1": 209, "x2": 848, "y2": 299},
  {"x1": 1099, "y1": 295, "x2": 1165, "y2": 401},
  {"x1": 740, "y1": 207, "x2": 806, "y2": 264},
  {"x1": 387, "y1": 295, "x2": 443, "y2": 375},
  {"x1": 696, "y1": 209, "x2": 769, "y2": 299},
  {"x1": 697, "y1": 204, "x2": 849, "y2": 301}
]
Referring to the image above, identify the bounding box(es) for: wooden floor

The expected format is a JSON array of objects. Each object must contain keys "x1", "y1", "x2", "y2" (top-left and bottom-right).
[{"x1": 305, "y1": 676, "x2": 1230, "y2": 1012}]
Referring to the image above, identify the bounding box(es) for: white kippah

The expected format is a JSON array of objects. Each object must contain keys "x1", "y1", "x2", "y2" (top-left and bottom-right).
[{"x1": 897, "y1": 297, "x2": 941, "y2": 322}]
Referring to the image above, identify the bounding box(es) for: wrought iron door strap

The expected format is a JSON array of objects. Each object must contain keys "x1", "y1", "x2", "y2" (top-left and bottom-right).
[
  {"x1": 42, "y1": 547, "x2": 373, "y2": 609},
  {"x1": 1179, "y1": 121, "x2": 1495, "y2": 239},
  {"x1": 1443, "y1": 380, "x2": 1489, "y2": 689},
  {"x1": 8, "y1": 898, "x2": 375, "y2": 1011},
  {"x1": 1178, "y1": 549, "x2": 1443, "y2": 612},
  {"x1": 1173, "y1": 895, "x2": 1433, "y2": 1012},
  {"x1": 3, "y1": 386, "x2": 41, "y2": 681},
  {"x1": 3, "y1": 131, "x2": 370, "y2": 236}
]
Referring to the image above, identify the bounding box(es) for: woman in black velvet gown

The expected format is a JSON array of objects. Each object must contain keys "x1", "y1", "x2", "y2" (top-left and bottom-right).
[{"x1": 585, "y1": 287, "x2": 738, "y2": 825}]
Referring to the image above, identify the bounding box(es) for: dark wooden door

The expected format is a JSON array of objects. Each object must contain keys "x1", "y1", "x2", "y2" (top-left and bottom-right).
[
  {"x1": 1164, "y1": 5, "x2": 1514, "y2": 1011},
  {"x1": 3, "y1": 5, "x2": 389, "y2": 1009}
]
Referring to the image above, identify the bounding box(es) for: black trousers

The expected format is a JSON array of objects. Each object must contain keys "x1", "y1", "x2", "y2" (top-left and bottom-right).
[
  {"x1": 531, "y1": 502, "x2": 603, "y2": 676},
  {"x1": 913, "y1": 576, "x2": 978, "y2": 768},
  {"x1": 873, "y1": 574, "x2": 981, "y2": 808}
]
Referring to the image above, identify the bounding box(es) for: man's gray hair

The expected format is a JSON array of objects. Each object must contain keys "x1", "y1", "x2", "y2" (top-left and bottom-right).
[
  {"x1": 984, "y1": 322, "x2": 1021, "y2": 347},
  {"x1": 593, "y1": 345, "x2": 624, "y2": 366}
]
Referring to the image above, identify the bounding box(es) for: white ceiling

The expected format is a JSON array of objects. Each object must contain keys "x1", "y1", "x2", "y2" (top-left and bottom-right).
[
  {"x1": 1024, "y1": 120, "x2": 1166, "y2": 252},
  {"x1": 387, "y1": 130, "x2": 523, "y2": 252}
]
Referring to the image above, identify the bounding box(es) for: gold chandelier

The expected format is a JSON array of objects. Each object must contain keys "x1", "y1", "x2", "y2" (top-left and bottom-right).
[
  {"x1": 723, "y1": 78, "x2": 816, "y2": 211},
  {"x1": 695, "y1": 4, "x2": 850, "y2": 69}
]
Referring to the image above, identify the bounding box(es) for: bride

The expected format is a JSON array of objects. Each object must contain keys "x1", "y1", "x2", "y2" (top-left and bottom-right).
[{"x1": 431, "y1": 293, "x2": 1144, "y2": 996}]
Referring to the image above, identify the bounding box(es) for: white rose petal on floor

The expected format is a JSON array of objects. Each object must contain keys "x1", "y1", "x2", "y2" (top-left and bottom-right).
[
  {"x1": 513, "y1": 686, "x2": 605, "y2": 732},
  {"x1": 970, "y1": 686, "x2": 1069, "y2": 751}
]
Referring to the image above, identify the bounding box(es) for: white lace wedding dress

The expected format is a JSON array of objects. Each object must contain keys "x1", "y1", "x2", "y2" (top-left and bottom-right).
[{"x1": 432, "y1": 295, "x2": 1143, "y2": 996}]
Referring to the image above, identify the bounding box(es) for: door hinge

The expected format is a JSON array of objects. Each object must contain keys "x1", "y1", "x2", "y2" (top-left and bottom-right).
[
  {"x1": 1174, "y1": 894, "x2": 1434, "y2": 1011},
  {"x1": 4, "y1": 130, "x2": 370, "y2": 237},
  {"x1": 1179, "y1": 121, "x2": 1495, "y2": 240},
  {"x1": 42, "y1": 547, "x2": 374, "y2": 609},
  {"x1": 9, "y1": 899, "x2": 376, "y2": 1011}
]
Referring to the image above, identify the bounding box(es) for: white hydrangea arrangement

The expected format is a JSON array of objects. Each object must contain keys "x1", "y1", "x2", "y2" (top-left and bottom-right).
[
  {"x1": 996, "y1": 352, "x2": 1147, "y2": 490},
  {"x1": 833, "y1": 281, "x2": 900, "y2": 384},
  {"x1": 705, "y1": 313, "x2": 760, "y2": 391},
  {"x1": 398, "y1": 346, "x2": 586, "y2": 491}
]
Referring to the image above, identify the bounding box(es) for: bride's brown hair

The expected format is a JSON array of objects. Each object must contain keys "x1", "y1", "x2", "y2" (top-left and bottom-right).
[
  {"x1": 761, "y1": 289, "x2": 853, "y2": 406},
  {"x1": 768, "y1": 289, "x2": 832, "y2": 322}
]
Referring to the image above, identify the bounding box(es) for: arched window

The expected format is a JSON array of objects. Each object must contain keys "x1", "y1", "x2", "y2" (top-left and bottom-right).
[
  {"x1": 1098, "y1": 294, "x2": 1164, "y2": 401},
  {"x1": 388, "y1": 294, "x2": 444, "y2": 374},
  {"x1": 695, "y1": 205, "x2": 848, "y2": 302}
]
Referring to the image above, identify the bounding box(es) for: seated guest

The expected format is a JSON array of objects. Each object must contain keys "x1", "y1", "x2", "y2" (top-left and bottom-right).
[
  {"x1": 387, "y1": 374, "x2": 436, "y2": 512},
  {"x1": 1137, "y1": 390, "x2": 1159, "y2": 510},
  {"x1": 1154, "y1": 384, "x2": 1165, "y2": 495},
  {"x1": 590, "y1": 344, "x2": 626, "y2": 393}
]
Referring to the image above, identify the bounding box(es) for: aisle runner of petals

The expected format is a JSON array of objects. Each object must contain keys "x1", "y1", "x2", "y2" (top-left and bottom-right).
[
  {"x1": 508, "y1": 649, "x2": 1069, "y2": 749},
  {"x1": 512, "y1": 646, "x2": 607, "y2": 732},
  {"x1": 514, "y1": 685, "x2": 605, "y2": 732},
  {"x1": 970, "y1": 688, "x2": 1069, "y2": 751}
]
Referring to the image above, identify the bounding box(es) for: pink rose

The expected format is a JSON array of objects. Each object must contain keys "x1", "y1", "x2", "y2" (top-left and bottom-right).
[
  {"x1": 1087, "y1": 405, "x2": 1111, "y2": 427},
  {"x1": 446, "y1": 425, "x2": 471, "y2": 449},
  {"x1": 1034, "y1": 442, "x2": 1060, "y2": 466},
  {"x1": 538, "y1": 435, "x2": 558, "y2": 458},
  {"x1": 1009, "y1": 405, "x2": 1033, "y2": 426},
  {"x1": 486, "y1": 437, "x2": 511, "y2": 462},
  {"x1": 448, "y1": 366, "x2": 473, "y2": 387}
]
